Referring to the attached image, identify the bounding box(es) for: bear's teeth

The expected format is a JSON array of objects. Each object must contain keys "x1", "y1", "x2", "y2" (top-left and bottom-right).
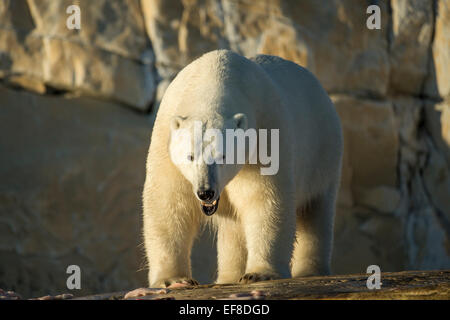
[
  {"x1": 201, "y1": 200, "x2": 217, "y2": 207},
  {"x1": 202, "y1": 202, "x2": 214, "y2": 207}
]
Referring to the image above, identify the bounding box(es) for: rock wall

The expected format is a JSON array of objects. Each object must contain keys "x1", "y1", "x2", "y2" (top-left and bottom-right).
[
  {"x1": 0, "y1": 0, "x2": 156, "y2": 109},
  {"x1": 0, "y1": 0, "x2": 449, "y2": 297},
  {"x1": 0, "y1": 86, "x2": 151, "y2": 297}
]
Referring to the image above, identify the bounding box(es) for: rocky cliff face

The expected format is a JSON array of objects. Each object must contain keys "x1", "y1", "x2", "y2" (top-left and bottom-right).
[
  {"x1": 0, "y1": 0, "x2": 449, "y2": 298},
  {"x1": 0, "y1": 0, "x2": 155, "y2": 109}
]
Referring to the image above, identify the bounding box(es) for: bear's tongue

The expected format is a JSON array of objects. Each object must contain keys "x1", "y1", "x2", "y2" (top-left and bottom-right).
[{"x1": 200, "y1": 197, "x2": 219, "y2": 216}]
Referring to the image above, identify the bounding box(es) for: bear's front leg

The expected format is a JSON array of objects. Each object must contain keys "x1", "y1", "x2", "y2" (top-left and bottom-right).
[
  {"x1": 216, "y1": 215, "x2": 247, "y2": 284},
  {"x1": 238, "y1": 192, "x2": 297, "y2": 284},
  {"x1": 143, "y1": 203, "x2": 200, "y2": 288}
]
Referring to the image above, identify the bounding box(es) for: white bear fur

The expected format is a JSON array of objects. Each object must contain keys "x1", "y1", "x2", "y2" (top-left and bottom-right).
[{"x1": 142, "y1": 50, "x2": 343, "y2": 287}]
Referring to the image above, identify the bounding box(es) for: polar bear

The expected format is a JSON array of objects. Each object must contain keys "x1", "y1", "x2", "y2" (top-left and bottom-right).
[{"x1": 142, "y1": 50, "x2": 343, "y2": 288}]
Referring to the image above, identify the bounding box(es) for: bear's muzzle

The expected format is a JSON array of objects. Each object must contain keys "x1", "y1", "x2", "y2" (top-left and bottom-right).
[{"x1": 200, "y1": 197, "x2": 220, "y2": 216}]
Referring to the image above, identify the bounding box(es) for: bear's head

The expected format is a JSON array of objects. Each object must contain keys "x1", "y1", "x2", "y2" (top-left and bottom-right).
[{"x1": 169, "y1": 113, "x2": 254, "y2": 216}]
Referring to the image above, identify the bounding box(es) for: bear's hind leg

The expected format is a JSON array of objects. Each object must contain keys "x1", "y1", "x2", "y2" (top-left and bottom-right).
[
  {"x1": 291, "y1": 185, "x2": 337, "y2": 277},
  {"x1": 215, "y1": 216, "x2": 247, "y2": 284}
]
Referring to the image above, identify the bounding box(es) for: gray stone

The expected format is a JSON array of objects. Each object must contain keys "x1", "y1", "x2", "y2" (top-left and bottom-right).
[
  {"x1": 0, "y1": 85, "x2": 152, "y2": 298},
  {"x1": 0, "y1": 0, "x2": 156, "y2": 110},
  {"x1": 390, "y1": 0, "x2": 434, "y2": 95},
  {"x1": 432, "y1": 0, "x2": 450, "y2": 98}
]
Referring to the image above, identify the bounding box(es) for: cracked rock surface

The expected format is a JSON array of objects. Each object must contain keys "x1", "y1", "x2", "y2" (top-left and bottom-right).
[{"x1": 48, "y1": 270, "x2": 450, "y2": 300}]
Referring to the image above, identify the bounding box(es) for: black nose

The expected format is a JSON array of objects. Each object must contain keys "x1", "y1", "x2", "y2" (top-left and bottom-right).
[{"x1": 197, "y1": 189, "x2": 215, "y2": 201}]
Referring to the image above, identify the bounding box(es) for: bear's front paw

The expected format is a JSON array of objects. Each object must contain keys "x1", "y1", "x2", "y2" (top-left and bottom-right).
[
  {"x1": 155, "y1": 277, "x2": 199, "y2": 288},
  {"x1": 239, "y1": 272, "x2": 279, "y2": 284}
]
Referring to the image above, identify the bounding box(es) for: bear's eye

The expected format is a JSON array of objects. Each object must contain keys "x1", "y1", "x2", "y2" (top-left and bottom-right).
[{"x1": 187, "y1": 154, "x2": 194, "y2": 162}]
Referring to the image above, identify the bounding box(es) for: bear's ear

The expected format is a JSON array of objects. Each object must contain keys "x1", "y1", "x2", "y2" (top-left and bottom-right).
[
  {"x1": 233, "y1": 113, "x2": 248, "y2": 130},
  {"x1": 170, "y1": 116, "x2": 184, "y2": 131}
]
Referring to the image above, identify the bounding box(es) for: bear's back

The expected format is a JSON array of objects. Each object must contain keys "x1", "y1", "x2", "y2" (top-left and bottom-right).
[
  {"x1": 249, "y1": 54, "x2": 329, "y2": 108},
  {"x1": 250, "y1": 54, "x2": 342, "y2": 189}
]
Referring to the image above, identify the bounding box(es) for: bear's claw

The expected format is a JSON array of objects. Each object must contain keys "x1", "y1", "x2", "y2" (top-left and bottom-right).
[
  {"x1": 161, "y1": 278, "x2": 199, "y2": 288},
  {"x1": 239, "y1": 272, "x2": 278, "y2": 284}
]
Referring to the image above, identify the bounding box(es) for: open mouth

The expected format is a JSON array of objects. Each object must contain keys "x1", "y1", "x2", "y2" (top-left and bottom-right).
[{"x1": 200, "y1": 197, "x2": 220, "y2": 216}]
